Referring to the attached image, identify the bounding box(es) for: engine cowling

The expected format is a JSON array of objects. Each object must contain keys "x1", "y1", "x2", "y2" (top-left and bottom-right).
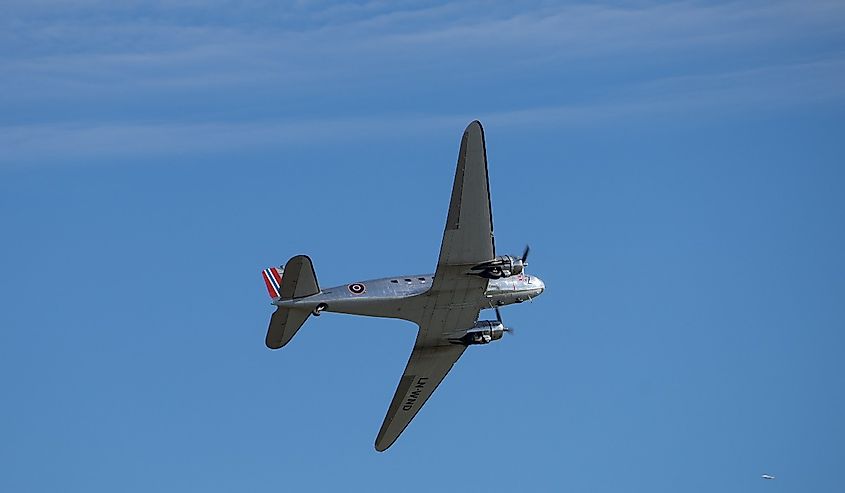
[
  {"x1": 470, "y1": 255, "x2": 525, "y2": 279},
  {"x1": 450, "y1": 320, "x2": 507, "y2": 345}
]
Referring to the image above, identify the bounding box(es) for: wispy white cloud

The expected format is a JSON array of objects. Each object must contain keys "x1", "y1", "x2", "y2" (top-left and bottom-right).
[
  {"x1": 3, "y1": 55, "x2": 842, "y2": 166},
  {"x1": 3, "y1": 1, "x2": 843, "y2": 91},
  {"x1": 1, "y1": 1, "x2": 843, "y2": 165}
]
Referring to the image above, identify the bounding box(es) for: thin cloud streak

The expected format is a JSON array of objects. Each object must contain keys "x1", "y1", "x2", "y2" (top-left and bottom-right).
[
  {"x1": 3, "y1": 1, "x2": 844, "y2": 93},
  {"x1": 3, "y1": 56, "x2": 843, "y2": 166},
  {"x1": 2, "y1": 1, "x2": 843, "y2": 166}
]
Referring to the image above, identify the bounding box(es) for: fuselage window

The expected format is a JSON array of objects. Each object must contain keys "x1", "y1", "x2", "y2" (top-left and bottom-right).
[
  {"x1": 418, "y1": 277, "x2": 426, "y2": 282},
  {"x1": 404, "y1": 278, "x2": 412, "y2": 283},
  {"x1": 391, "y1": 280, "x2": 399, "y2": 283}
]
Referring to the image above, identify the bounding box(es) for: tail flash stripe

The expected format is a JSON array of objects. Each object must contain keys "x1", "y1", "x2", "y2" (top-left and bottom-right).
[
  {"x1": 262, "y1": 271, "x2": 276, "y2": 297},
  {"x1": 267, "y1": 268, "x2": 282, "y2": 291},
  {"x1": 262, "y1": 269, "x2": 282, "y2": 298},
  {"x1": 270, "y1": 267, "x2": 283, "y2": 287}
]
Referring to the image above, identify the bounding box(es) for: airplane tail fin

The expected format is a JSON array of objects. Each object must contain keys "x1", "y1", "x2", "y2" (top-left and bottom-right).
[
  {"x1": 262, "y1": 266, "x2": 284, "y2": 299},
  {"x1": 264, "y1": 255, "x2": 321, "y2": 349}
]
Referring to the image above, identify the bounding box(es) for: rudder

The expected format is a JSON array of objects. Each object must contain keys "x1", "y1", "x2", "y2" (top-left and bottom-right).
[{"x1": 262, "y1": 266, "x2": 284, "y2": 299}]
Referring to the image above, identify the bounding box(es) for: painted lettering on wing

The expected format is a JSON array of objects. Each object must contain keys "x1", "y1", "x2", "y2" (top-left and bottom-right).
[{"x1": 402, "y1": 377, "x2": 429, "y2": 411}]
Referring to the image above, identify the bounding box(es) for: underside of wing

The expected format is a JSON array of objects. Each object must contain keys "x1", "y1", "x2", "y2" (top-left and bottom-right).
[
  {"x1": 374, "y1": 121, "x2": 497, "y2": 451},
  {"x1": 433, "y1": 120, "x2": 495, "y2": 284},
  {"x1": 375, "y1": 339, "x2": 466, "y2": 452}
]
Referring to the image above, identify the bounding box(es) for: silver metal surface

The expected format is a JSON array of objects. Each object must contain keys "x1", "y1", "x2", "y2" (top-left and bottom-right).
[{"x1": 263, "y1": 120, "x2": 546, "y2": 451}]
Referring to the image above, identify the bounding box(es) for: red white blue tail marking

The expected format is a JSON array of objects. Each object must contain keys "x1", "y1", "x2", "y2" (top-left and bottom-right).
[{"x1": 262, "y1": 267, "x2": 284, "y2": 299}]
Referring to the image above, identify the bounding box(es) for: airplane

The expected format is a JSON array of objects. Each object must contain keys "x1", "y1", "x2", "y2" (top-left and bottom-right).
[
  {"x1": 761, "y1": 474, "x2": 775, "y2": 480},
  {"x1": 261, "y1": 120, "x2": 545, "y2": 451}
]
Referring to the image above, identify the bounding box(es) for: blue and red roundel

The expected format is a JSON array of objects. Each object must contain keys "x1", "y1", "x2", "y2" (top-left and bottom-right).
[{"x1": 347, "y1": 283, "x2": 366, "y2": 295}]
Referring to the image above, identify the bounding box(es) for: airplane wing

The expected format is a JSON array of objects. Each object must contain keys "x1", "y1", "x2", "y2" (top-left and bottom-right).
[
  {"x1": 422, "y1": 119, "x2": 494, "y2": 345},
  {"x1": 375, "y1": 338, "x2": 466, "y2": 452},
  {"x1": 433, "y1": 120, "x2": 495, "y2": 280},
  {"x1": 375, "y1": 121, "x2": 495, "y2": 451},
  {"x1": 421, "y1": 119, "x2": 494, "y2": 346}
]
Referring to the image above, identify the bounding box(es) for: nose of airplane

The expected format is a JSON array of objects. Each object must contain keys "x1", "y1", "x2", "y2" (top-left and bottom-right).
[{"x1": 533, "y1": 276, "x2": 545, "y2": 295}]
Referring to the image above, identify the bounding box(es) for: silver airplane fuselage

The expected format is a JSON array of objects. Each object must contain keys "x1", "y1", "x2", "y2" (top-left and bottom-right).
[
  {"x1": 275, "y1": 272, "x2": 545, "y2": 321},
  {"x1": 264, "y1": 121, "x2": 546, "y2": 451}
]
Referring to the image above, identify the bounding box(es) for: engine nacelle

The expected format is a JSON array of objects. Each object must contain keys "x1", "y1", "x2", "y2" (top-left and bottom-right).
[
  {"x1": 470, "y1": 255, "x2": 525, "y2": 279},
  {"x1": 450, "y1": 320, "x2": 507, "y2": 345}
]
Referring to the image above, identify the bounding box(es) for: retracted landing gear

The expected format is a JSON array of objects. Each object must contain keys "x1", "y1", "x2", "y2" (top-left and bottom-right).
[{"x1": 312, "y1": 303, "x2": 328, "y2": 316}]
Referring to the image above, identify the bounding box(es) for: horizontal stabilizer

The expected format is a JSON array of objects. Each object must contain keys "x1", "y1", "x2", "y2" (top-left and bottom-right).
[{"x1": 266, "y1": 307, "x2": 310, "y2": 349}]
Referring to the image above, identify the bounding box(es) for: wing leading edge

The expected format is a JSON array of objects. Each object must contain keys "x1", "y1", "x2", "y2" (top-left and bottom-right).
[{"x1": 375, "y1": 121, "x2": 495, "y2": 451}]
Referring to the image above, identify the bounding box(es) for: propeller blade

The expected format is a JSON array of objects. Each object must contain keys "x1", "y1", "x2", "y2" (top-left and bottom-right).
[
  {"x1": 495, "y1": 307, "x2": 514, "y2": 335},
  {"x1": 522, "y1": 245, "x2": 530, "y2": 264}
]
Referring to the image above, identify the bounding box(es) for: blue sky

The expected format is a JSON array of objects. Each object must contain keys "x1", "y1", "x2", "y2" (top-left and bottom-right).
[{"x1": 1, "y1": 1, "x2": 844, "y2": 491}]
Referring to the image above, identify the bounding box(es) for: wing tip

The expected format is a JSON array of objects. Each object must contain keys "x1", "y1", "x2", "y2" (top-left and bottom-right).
[
  {"x1": 465, "y1": 119, "x2": 483, "y2": 133},
  {"x1": 374, "y1": 437, "x2": 393, "y2": 452},
  {"x1": 374, "y1": 425, "x2": 392, "y2": 452},
  {"x1": 265, "y1": 336, "x2": 284, "y2": 350}
]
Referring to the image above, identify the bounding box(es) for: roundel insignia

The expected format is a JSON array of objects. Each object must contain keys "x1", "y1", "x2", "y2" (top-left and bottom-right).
[{"x1": 347, "y1": 283, "x2": 366, "y2": 295}]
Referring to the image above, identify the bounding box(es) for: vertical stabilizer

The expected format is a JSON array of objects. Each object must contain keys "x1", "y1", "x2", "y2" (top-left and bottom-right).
[
  {"x1": 263, "y1": 255, "x2": 321, "y2": 349},
  {"x1": 278, "y1": 255, "x2": 319, "y2": 300}
]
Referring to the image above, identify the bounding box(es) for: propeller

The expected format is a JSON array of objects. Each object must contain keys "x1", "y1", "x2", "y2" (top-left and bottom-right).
[
  {"x1": 495, "y1": 307, "x2": 515, "y2": 336},
  {"x1": 521, "y1": 245, "x2": 530, "y2": 265}
]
